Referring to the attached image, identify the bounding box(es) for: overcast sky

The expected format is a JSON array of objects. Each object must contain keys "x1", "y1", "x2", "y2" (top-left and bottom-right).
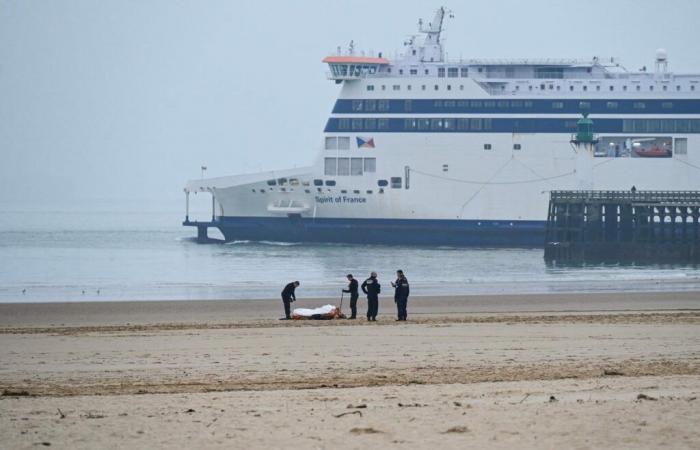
[{"x1": 1, "y1": 0, "x2": 699, "y2": 211}]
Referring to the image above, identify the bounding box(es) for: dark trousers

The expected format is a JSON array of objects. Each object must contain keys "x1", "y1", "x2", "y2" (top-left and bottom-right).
[
  {"x1": 367, "y1": 294, "x2": 378, "y2": 319},
  {"x1": 349, "y1": 293, "x2": 359, "y2": 318},
  {"x1": 396, "y1": 296, "x2": 408, "y2": 320},
  {"x1": 282, "y1": 296, "x2": 292, "y2": 319}
]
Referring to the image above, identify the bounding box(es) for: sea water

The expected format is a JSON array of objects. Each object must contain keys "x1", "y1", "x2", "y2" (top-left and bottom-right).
[{"x1": 1, "y1": 206, "x2": 700, "y2": 303}]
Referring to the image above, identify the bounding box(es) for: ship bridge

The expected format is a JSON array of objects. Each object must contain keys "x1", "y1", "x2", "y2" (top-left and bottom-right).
[{"x1": 323, "y1": 56, "x2": 389, "y2": 81}]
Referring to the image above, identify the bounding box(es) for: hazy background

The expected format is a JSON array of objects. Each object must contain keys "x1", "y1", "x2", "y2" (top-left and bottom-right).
[{"x1": 2, "y1": 0, "x2": 700, "y2": 214}]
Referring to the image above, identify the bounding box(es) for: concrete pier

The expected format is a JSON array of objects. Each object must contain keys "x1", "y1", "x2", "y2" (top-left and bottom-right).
[{"x1": 545, "y1": 190, "x2": 700, "y2": 263}]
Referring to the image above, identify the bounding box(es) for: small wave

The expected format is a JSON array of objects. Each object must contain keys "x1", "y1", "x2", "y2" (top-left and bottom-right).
[
  {"x1": 224, "y1": 240, "x2": 252, "y2": 245},
  {"x1": 224, "y1": 240, "x2": 301, "y2": 246}
]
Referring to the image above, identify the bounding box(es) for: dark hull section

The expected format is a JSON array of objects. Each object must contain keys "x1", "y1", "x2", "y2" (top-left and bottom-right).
[{"x1": 215, "y1": 216, "x2": 546, "y2": 247}]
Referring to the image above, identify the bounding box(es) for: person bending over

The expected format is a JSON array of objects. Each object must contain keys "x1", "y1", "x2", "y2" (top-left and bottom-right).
[{"x1": 280, "y1": 281, "x2": 299, "y2": 320}]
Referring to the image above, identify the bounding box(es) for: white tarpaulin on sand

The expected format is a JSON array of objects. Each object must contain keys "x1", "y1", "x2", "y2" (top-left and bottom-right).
[{"x1": 292, "y1": 304, "x2": 342, "y2": 320}]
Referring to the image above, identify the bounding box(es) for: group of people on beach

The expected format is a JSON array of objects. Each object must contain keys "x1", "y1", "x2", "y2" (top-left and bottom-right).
[{"x1": 280, "y1": 270, "x2": 410, "y2": 321}]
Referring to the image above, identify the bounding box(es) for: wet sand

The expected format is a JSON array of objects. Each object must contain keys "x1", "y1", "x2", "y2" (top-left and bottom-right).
[{"x1": 1, "y1": 292, "x2": 699, "y2": 448}]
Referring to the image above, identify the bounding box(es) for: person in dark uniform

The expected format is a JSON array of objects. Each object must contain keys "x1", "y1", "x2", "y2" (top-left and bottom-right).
[
  {"x1": 361, "y1": 272, "x2": 380, "y2": 321},
  {"x1": 391, "y1": 270, "x2": 410, "y2": 321},
  {"x1": 280, "y1": 281, "x2": 300, "y2": 320},
  {"x1": 343, "y1": 274, "x2": 359, "y2": 319}
]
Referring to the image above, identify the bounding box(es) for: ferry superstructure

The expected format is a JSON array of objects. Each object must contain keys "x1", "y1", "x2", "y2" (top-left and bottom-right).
[{"x1": 184, "y1": 7, "x2": 700, "y2": 246}]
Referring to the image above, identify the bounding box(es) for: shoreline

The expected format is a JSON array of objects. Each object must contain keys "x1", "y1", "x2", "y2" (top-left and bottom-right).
[{"x1": 1, "y1": 291, "x2": 699, "y2": 328}]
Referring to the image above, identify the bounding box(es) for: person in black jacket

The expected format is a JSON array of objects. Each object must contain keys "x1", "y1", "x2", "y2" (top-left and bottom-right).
[
  {"x1": 280, "y1": 281, "x2": 299, "y2": 320},
  {"x1": 361, "y1": 272, "x2": 381, "y2": 321},
  {"x1": 343, "y1": 274, "x2": 359, "y2": 319},
  {"x1": 391, "y1": 270, "x2": 410, "y2": 321}
]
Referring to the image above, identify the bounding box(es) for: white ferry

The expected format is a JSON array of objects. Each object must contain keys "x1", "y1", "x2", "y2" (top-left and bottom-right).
[{"x1": 184, "y1": 7, "x2": 700, "y2": 246}]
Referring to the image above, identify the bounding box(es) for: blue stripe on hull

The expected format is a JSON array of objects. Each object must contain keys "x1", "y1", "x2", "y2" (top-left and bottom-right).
[{"x1": 216, "y1": 216, "x2": 546, "y2": 247}]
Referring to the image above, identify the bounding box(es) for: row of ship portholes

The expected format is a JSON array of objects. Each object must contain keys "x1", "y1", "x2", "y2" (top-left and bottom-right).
[
  {"x1": 251, "y1": 178, "x2": 405, "y2": 195},
  {"x1": 367, "y1": 83, "x2": 697, "y2": 93}
]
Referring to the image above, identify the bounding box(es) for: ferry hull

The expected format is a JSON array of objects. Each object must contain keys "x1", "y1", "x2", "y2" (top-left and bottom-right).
[{"x1": 216, "y1": 216, "x2": 546, "y2": 247}]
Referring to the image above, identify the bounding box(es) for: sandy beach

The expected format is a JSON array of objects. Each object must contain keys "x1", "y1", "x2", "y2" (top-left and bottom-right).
[{"x1": 1, "y1": 292, "x2": 700, "y2": 449}]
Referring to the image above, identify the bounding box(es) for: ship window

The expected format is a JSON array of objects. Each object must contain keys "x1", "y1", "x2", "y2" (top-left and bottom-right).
[
  {"x1": 377, "y1": 179, "x2": 388, "y2": 187},
  {"x1": 649, "y1": 85, "x2": 654, "y2": 91},
  {"x1": 459, "y1": 85, "x2": 464, "y2": 90},
  {"x1": 460, "y1": 67, "x2": 468, "y2": 77},
  {"x1": 363, "y1": 158, "x2": 376, "y2": 173},
  {"x1": 381, "y1": 85, "x2": 386, "y2": 90},
  {"x1": 377, "y1": 119, "x2": 389, "y2": 130},
  {"x1": 438, "y1": 67, "x2": 445, "y2": 77},
  {"x1": 366, "y1": 190, "x2": 373, "y2": 194},
  {"x1": 379, "y1": 188, "x2": 385, "y2": 193},
  {"x1": 663, "y1": 85, "x2": 668, "y2": 91},
  {"x1": 583, "y1": 85, "x2": 588, "y2": 91},
  {"x1": 633, "y1": 102, "x2": 646, "y2": 109},
  {"x1": 471, "y1": 119, "x2": 482, "y2": 130},
  {"x1": 393, "y1": 84, "x2": 400, "y2": 91},
  {"x1": 289, "y1": 178, "x2": 299, "y2": 186},
  {"x1": 317, "y1": 188, "x2": 322, "y2": 193},
  {"x1": 569, "y1": 85, "x2": 574, "y2": 91},
  {"x1": 607, "y1": 101, "x2": 618, "y2": 109},
  {"x1": 324, "y1": 158, "x2": 337, "y2": 176},
  {"x1": 434, "y1": 85, "x2": 439, "y2": 90},
  {"x1": 325, "y1": 180, "x2": 336, "y2": 186},
  {"x1": 447, "y1": 85, "x2": 452, "y2": 91},
  {"x1": 552, "y1": 101, "x2": 564, "y2": 109},
  {"x1": 636, "y1": 85, "x2": 641, "y2": 91},
  {"x1": 338, "y1": 136, "x2": 350, "y2": 149},
  {"x1": 483, "y1": 144, "x2": 492, "y2": 150},
  {"x1": 366, "y1": 85, "x2": 374, "y2": 91},
  {"x1": 390, "y1": 177, "x2": 402, "y2": 188},
  {"x1": 313, "y1": 179, "x2": 323, "y2": 186},
  {"x1": 609, "y1": 85, "x2": 614, "y2": 91},
  {"x1": 448, "y1": 67, "x2": 458, "y2": 78},
  {"x1": 579, "y1": 101, "x2": 591, "y2": 109},
  {"x1": 364, "y1": 100, "x2": 377, "y2": 111},
  {"x1": 251, "y1": 189, "x2": 256, "y2": 193},
  {"x1": 529, "y1": 85, "x2": 533, "y2": 91},
  {"x1": 497, "y1": 101, "x2": 509, "y2": 108},
  {"x1": 352, "y1": 100, "x2": 363, "y2": 111},
  {"x1": 364, "y1": 119, "x2": 376, "y2": 130},
  {"x1": 340, "y1": 190, "x2": 347, "y2": 194},
  {"x1": 377, "y1": 100, "x2": 390, "y2": 111},
  {"x1": 267, "y1": 179, "x2": 277, "y2": 186},
  {"x1": 351, "y1": 119, "x2": 363, "y2": 130},
  {"x1": 410, "y1": 68, "x2": 417, "y2": 75},
  {"x1": 421, "y1": 85, "x2": 426, "y2": 91},
  {"x1": 353, "y1": 190, "x2": 360, "y2": 194},
  {"x1": 325, "y1": 137, "x2": 337, "y2": 149},
  {"x1": 675, "y1": 138, "x2": 688, "y2": 155},
  {"x1": 305, "y1": 189, "x2": 310, "y2": 194},
  {"x1": 338, "y1": 119, "x2": 350, "y2": 130},
  {"x1": 623, "y1": 85, "x2": 628, "y2": 91},
  {"x1": 425, "y1": 69, "x2": 429, "y2": 75},
  {"x1": 399, "y1": 69, "x2": 403, "y2": 75},
  {"x1": 513, "y1": 144, "x2": 522, "y2": 150},
  {"x1": 407, "y1": 85, "x2": 412, "y2": 91},
  {"x1": 676, "y1": 85, "x2": 681, "y2": 91},
  {"x1": 662, "y1": 102, "x2": 673, "y2": 109},
  {"x1": 337, "y1": 158, "x2": 350, "y2": 176},
  {"x1": 350, "y1": 158, "x2": 363, "y2": 176},
  {"x1": 404, "y1": 99, "x2": 412, "y2": 112},
  {"x1": 540, "y1": 84, "x2": 545, "y2": 90}
]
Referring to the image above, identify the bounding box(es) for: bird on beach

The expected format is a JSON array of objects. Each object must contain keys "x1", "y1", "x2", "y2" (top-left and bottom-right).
[
  {"x1": 96, "y1": 289, "x2": 100, "y2": 295},
  {"x1": 82, "y1": 290, "x2": 85, "y2": 295},
  {"x1": 22, "y1": 289, "x2": 26, "y2": 295}
]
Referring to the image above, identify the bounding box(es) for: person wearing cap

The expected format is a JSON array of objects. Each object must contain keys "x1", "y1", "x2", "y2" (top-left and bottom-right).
[
  {"x1": 361, "y1": 272, "x2": 381, "y2": 321},
  {"x1": 342, "y1": 274, "x2": 359, "y2": 319}
]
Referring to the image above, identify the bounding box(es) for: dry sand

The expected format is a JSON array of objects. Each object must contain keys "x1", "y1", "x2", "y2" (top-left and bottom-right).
[{"x1": 1, "y1": 292, "x2": 700, "y2": 449}]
